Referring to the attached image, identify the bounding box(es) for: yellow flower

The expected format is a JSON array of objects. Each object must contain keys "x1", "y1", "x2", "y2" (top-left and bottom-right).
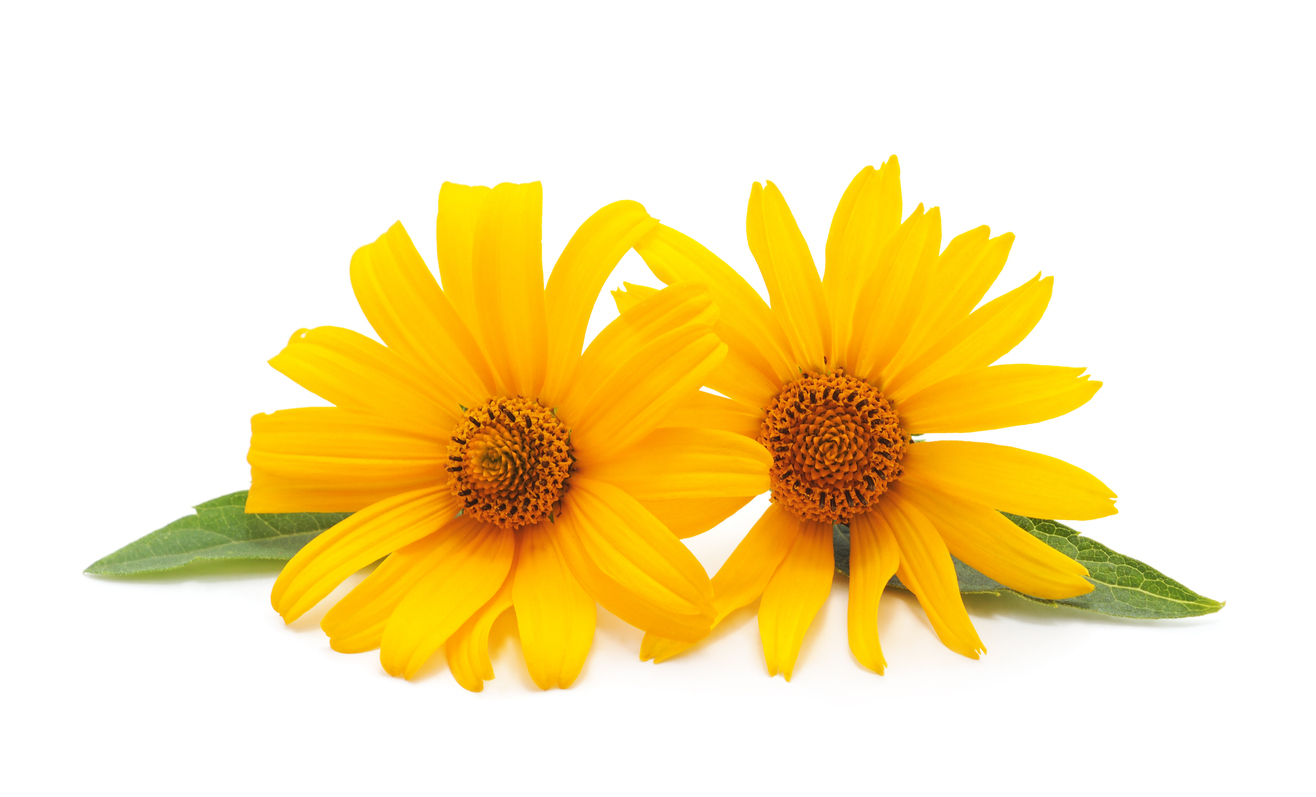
[
  {"x1": 626, "y1": 158, "x2": 1115, "y2": 679},
  {"x1": 247, "y1": 181, "x2": 771, "y2": 690}
]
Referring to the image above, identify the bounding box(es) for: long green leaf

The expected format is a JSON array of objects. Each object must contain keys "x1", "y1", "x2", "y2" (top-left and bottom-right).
[
  {"x1": 85, "y1": 491, "x2": 348, "y2": 576},
  {"x1": 833, "y1": 514, "x2": 1222, "y2": 619}
]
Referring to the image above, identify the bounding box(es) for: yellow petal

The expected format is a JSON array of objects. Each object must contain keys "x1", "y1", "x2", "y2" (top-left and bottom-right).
[
  {"x1": 379, "y1": 522, "x2": 514, "y2": 679},
  {"x1": 888, "y1": 228, "x2": 1013, "y2": 375},
  {"x1": 322, "y1": 516, "x2": 486, "y2": 653},
  {"x1": 640, "y1": 503, "x2": 800, "y2": 663},
  {"x1": 849, "y1": 205, "x2": 942, "y2": 382},
  {"x1": 900, "y1": 440, "x2": 1118, "y2": 520},
  {"x1": 825, "y1": 157, "x2": 902, "y2": 365},
  {"x1": 268, "y1": 326, "x2": 457, "y2": 436},
  {"x1": 560, "y1": 282, "x2": 717, "y2": 422},
  {"x1": 554, "y1": 477, "x2": 714, "y2": 642},
  {"x1": 513, "y1": 523, "x2": 597, "y2": 690},
  {"x1": 568, "y1": 324, "x2": 727, "y2": 464},
  {"x1": 710, "y1": 503, "x2": 803, "y2": 619},
  {"x1": 471, "y1": 181, "x2": 547, "y2": 396},
  {"x1": 436, "y1": 182, "x2": 493, "y2": 338},
  {"x1": 747, "y1": 181, "x2": 830, "y2": 371},
  {"x1": 898, "y1": 364, "x2": 1102, "y2": 434},
  {"x1": 704, "y1": 339, "x2": 783, "y2": 409},
  {"x1": 633, "y1": 496, "x2": 753, "y2": 540},
  {"x1": 445, "y1": 565, "x2": 515, "y2": 692},
  {"x1": 247, "y1": 407, "x2": 447, "y2": 513},
  {"x1": 270, "y1": 485, "x2": 459, "y2": 623},
  {"x1": 611, "y1": 281, "x2": 659, "y2": 313},
  {"x1": 838, "y1": 204, "x2": 919, "y2": 372},
  {"x1": 846, "y1": 510, "x2": 899, "y2": 674},
  {"x1": 823, "y1": 165, "x2": 875, "y2": 298},
  {"x1": 582, "y1": 426, "x2": 770, "y2": 502},
  {"x1": 658, "y1": 390, "x2": 765, "y2": 439},
  {"x1": 634, "y1": 223, "x2": 795, "y2": 385},
  {"x1": 886, "y1": 274, "x2": 1053, "y2": 402},
  {"x1": 638, "y1": 630, "x2": 696, "y2": 664},
  {"x1": 540, "y1": 201, "x2": 659, "y2": 405},
  {"x1": 878, "y1": 490, "x2": 985, "y2": 659},
  {"x1": 581, "y1": 420, "x2": 768, "y2": 539},
  {"x1": 759, "y1": 518, "x2": 835, "y2": 680},
  {"x1": 350, "y1": 221, "x2": 496, "y2": 401},
  {"x1": 894, "y1": 480, "x2": 1093, "y2": 600}
]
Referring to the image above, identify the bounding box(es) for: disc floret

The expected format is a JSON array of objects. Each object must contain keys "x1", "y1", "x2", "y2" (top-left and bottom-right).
[
  {"x1": 447, "y1": 396, "x2": 573, "y2": 528},
  {"x1": 757, "y1": 369, "x2": 908, "y2": 523}
]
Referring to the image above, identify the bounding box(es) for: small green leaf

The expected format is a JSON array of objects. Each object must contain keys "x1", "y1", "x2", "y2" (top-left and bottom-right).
[
  {"x1": 85, "y1": 491, "x2": 348, "y2": 576},
  {"x1": 833, "y1": 514, "x2": 1222, "y2": 619}
]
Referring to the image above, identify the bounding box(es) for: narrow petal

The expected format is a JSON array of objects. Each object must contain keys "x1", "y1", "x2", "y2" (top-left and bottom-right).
[
  {"x1": 634, "y1": 223, "x2": 795, "y2": 385},
  {"x1": 878, "y1": 490, "x2": 985, "y2": 659},
  {"x1": 559, "y1": 282, "x2": 716, "y2": 422},
  {"x1": 445, "y1": 566, "x2": 515, "y2": 692},
  {"x1": 705, "y1": 347, "x2": 783, "y2": 409},
  {"x1": 849, "y1": 205, "x2": 942, "y2": 382},
  {"x1": 436, "y1": 182, "x2": 493, "y2": 338},
  {"x1": 887, "y1": 228, "x2": 1013, "y2": 375},
  {"x1": 847, "y1": 510, "x2": 899, "y2": 674},
  {"x1": 759, "y1": 518, "x2": 835, "y2": 680},
  {"x1": 321, "y1": 516, "x2": 485, "y2": 653},
  {"x1": 611, "y1": 281, "x2": 659, "y2": 313},
  {"x1": 380, "y1": 523, "x2": 515, "y2": 679},
  {"x1": 247, "y1": 407, "x2": 447, "y2": 513},
  {"x1": 268, "y1": 326, "x2": 458, "y2": 435},
  {"x1": 900, "y1": 440, "x2": 1118, "y2": 520},
  {"x1": 823, "y1": 165, "x2": 876, "y2": 299},
  {"x1": 540, "y1": 200, "x2": 659, "y2": 405},
  {"x1": 513, "y1": 523, "x2": 597, "y2": 690},
  {"x1": 638, "y1": 630, "x2": 696, "y2": 664},
  {"x1": 885, "y1": 274, "x2": 1053, "y2": 402},
  {"x1": 568, "y1": 324, "x2": 727, "y2": 464},
  {"x1": 270, "y1": 485, "x2": 458, "y2": 623},
  {"x1": 554, "y1": 477, "x2": 714, "y2": 642},
  {"x1": 640, "y1": 503, "x2": 800, "y2": 662},
  {"x1": 472, "y1": 181, "x2": 547, "y2": 396},
  {"x1": 895, "y1": 480, "x2": 1093, "y2": 600},
  {"x1": 613, "y1": 285, "x2": 778, "y2": 409},
  {"x1": 747, "y1": 181, "x2": 830, "y2": 371},
  {"x1": 710, "y1": 503, "x2": 803, "y2": 619},
  {"x1": 898, "y1": 364, "x2": 1102, "y2": 434},
  {"x1": 639, "y1": 505, "x2": 800, "y2": 662},
  {"x1": 634, "y1": 496, "x2": 752, "y2": 540},
  {"x1": 658, "y1": 390, "x2": 765, "y2": 439},
  {"x1": 582, "y1": 427, "x2": 770, "y2": 502},
  {"x1": 825, "y1": 157, "x2": 902, "y2": 365},
  {"x1": 838, "y1": 203, "x2": 921, "y2": 373},
  {"x1": 350, "y1": 221, "x2": 496, "y2": 401}
]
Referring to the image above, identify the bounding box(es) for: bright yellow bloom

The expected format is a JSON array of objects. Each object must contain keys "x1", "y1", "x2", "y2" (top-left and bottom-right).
[
  {"x1": 626, "y1": 158, "x2": 1115, "y2": 679},
  {"x1": 248, "y1": 181, "x2": 770, "y2": 690}
]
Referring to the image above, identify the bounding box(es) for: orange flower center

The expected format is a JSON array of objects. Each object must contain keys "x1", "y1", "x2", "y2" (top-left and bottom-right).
[
  {"x1": 447, "y1": 397, "x2": 573, "y2": 529},
  {"x1": 758, "y1": 369, "x2": 909, "y2": 523}
]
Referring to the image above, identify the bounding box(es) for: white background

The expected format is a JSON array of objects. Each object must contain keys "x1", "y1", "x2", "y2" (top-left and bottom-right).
[{"x1": 2, "y1": 2, "x2": 1311, "y2": 794}]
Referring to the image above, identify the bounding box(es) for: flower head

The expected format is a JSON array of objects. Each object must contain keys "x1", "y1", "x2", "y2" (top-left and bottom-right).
[
  {"x1": 248, "y1": 181, "x2": 770, "y2": 690},
  {"x1": 628, "y1": 158, "x2": 1115, "y2": 678}
]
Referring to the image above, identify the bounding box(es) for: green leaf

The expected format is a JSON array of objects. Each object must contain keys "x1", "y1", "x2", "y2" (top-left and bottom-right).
[
  {"x1": 833, "y1": 513, "x2": 1223, "y2": 619},
  {"x1": 85, "y1": 491, "x2": 349, "y2": 576}
]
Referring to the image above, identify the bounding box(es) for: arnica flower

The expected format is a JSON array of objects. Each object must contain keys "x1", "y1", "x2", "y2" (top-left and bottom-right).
[
  {"x1": 247, "y1": 182, "x2": 770, "y2": 690},
  {"x1": 625, "y1": 157, "x2": 1116, "y2": 679}
]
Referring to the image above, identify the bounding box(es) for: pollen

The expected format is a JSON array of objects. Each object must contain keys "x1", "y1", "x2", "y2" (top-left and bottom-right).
[
  {"x1": 758, "y1": 369, "x2": 909, "y2": 524},
  {"x1": 447, "y1": 396, "x2": 573, "y2": 529}
]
